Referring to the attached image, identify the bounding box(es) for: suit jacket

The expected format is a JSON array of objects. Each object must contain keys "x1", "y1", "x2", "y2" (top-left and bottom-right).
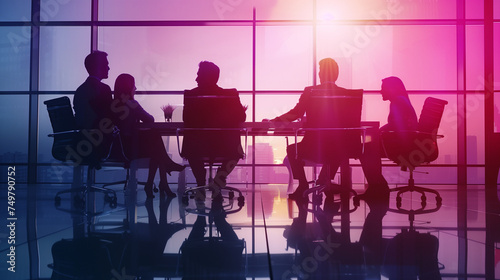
[
  {"x1": 73, "y1": 77, "x2": 115, "y2": 163},
  {"x1": 181, "y1": 85, "x2": 246, "y2": 160},
  {"x1": 74, "y1": 77, "x2": 114, "y2": 130}
]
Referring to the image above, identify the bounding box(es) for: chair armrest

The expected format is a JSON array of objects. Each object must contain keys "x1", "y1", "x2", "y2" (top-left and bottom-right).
[
  {"x1": 48, "y1": 130, "x2": 80, "y2": 137},
  {"x1": 381, "y1": 130, "x2": 444, "y2": 140}
]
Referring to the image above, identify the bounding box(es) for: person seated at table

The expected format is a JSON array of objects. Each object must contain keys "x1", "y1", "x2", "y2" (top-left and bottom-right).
[
  {"x1": 73, "y1": 51, "x2": 116, "y2": 167},
  {"x1": 379, "y1": 76, "x2": 418, "y2": 160},
  {"x1": 113, "y1": 73, "x2": 184, "y2": 198},
  {"x1": 266, "y1": 58, "x2": 388, "y2": 202},
  {"x1": 181, "y1": 61, "x2": 246, "y2": 200}
]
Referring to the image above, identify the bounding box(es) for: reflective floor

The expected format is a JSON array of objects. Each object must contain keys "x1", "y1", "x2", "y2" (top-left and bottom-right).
[{"x1": 1, "y1": 176, "x2": 499, "y2": 279}]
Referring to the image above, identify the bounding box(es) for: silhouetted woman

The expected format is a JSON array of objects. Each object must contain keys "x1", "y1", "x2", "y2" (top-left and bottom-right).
[
  {"x1": 379, "y1": 76, "x2": 418, "y2": 158},
  {"x1": 113, "y1": 73, "x2": 184, "y2": 198}
]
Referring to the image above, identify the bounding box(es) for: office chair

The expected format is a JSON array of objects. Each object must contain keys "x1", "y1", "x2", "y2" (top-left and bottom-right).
[
  {"x1": 44, "y1": 96, "x2": 128, "y2": 212},
  {"x1": 382, "y1": 97, "x2": 448, "y2": 209},
  {"x1": 179, "y1": 94, "x2": 247, "y2": 204},
  {"x1": 298, "y1": 90, "x2": 364, "y2": 216}
]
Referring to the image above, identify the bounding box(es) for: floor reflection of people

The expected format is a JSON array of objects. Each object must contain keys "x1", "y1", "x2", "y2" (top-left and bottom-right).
[
  {"x1": 181, "y1": 199, "x2": 244, "y2": 279},
  {"x1": 136, "y1": 196, "x2": 184, "y2": 267},
  {"x1": 282, "y1": 195, "x2": 388, "y2": 279}
]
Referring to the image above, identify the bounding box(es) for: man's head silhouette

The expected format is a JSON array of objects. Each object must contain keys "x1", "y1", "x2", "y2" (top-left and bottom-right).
[
  {"x1": 84, "y1": 50, "x2": 109, "y2": 80},
  {"x1": 196, "y1": 61, "x2": 220, "y2": 87},
  {"x1": 318, "y1": 58, "x2": 339, "y2": 84}
]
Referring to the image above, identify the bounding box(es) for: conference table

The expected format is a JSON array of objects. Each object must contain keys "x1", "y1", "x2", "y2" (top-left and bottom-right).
[
  {"x1": 128, "y1": 121, "x2": 381, "y2": 242},
  {"x1": 138, "y1": 120, "x2": 379, "y2": 136}
]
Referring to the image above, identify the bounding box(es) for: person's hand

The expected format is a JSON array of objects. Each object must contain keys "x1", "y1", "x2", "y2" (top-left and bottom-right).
[{"x1": 262, "y1": 118, "x2": 271, "y2": 122}]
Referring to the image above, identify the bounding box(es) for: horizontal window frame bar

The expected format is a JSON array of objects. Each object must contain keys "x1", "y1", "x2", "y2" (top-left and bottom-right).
[
  {"x1": 1, "y1": 18, "x2": 499, "y2": 27},
  {"x1": 1, "y1": 90, "x2": 497, "y2": 95}
]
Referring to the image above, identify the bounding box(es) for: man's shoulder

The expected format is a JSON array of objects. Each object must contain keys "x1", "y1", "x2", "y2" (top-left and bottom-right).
[
  {"x1": 184, "y1": 86, "x2": 238, "y2": 96},
  {"x1": 220, "y1": 88, "x2": 238, "y2": 96},
  {"x1": 76, "y1": 77, "x2": 111, "y2": 92},
  {"x1": 184, "y1": 87, "x2": 199, "y2": 96}
]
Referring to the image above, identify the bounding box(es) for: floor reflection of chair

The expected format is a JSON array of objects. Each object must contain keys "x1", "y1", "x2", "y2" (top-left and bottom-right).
[
  {"x1": 295, "y1": 90, "x2": 364, "y2": 242},
  {"x1": 382, "y1": 97, "x2": 448, "y2": 209},
  {"x1": 49, "y1": 234, "x2": 129, "y2": 280},
  {"x1": 383, "y1": 194, "x2": 443, "y2": 280},
  {"x1": 178, "y1": 198, "x2": 246, "y2": 279}
]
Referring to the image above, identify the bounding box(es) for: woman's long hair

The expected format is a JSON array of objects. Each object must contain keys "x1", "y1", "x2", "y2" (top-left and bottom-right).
[
  {"x1": 114, "y1": 73, "x2": 135, "y2": 102},
  {"x1": 382, "y1": 76, "x2": 409, "y2": 100}
]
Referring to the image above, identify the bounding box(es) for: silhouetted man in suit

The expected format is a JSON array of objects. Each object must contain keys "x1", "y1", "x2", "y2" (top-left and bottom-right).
[
  {"x1": 269, "y1": 58, "x2": 388, "y2": 201},
  {"x1": 182, "y1": 61, "x2": 246, "y2": 198},
  {"x1": 73, "y1": 50, "x2": 115, "y2": 165}
]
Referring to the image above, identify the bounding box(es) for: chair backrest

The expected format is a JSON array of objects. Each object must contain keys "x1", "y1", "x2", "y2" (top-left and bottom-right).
[
  {"x1": 418, "y1": 97, "x2": 448, "y2": 140},
  {"x1": 415, "y1": 97, "x2": 448, "y2": 164},
  {"x1": 183, "y1": 94, "x2": 243, "y2": 128},
  {"x1": 181, "y1": 94, "x2": 245, "y2": 161},
  {"x1": 44, "y1": 96, "x2": 77, "y2": 133},
  {"x1": 44, "y1": 97, "x2": 79, "y2": 162},
  {"x1": 302, "y1": 88, "x2": 363, "y2": 162}
]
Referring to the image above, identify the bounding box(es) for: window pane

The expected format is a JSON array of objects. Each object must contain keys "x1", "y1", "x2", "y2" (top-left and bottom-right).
[
  {"x1": 317, "y1": 0, "x2": 456, "y2": 20},
  {"x1": 466, "y1": 0, "x2": 484, "y2": 19},
  {"x1": 40, "y1": 0, "x2": 91, "y2": 21},
  {"x1": 255, "y1": 0, "x2": 313, "y2": 20},
  {"x1": 318, "y1": 25, "x2": 457, "y2": 90},
  {"x1": 100, "y1": 0, "x2": 253, "y2": 20},
  {"x1": 256, "y1": 26, "x2": 313, "y2": 90},
  {"x1": 495, "y1": 23, "x2": 500, "y2": 90},
  {"x1": 0, "y1": 0, "x2": 30, "y2": 21},
  {"x1": 466, "y1": 94, "x2": 485, "y2": 165},
  {"x1": 39, "y1": 27, "x2": 91, "y2": 91},
  {"x1": 0, "y1": 95, "x2": 29, "y2": 162},
  {"x1": 466, "y1": 25, "x2": 484, "y2": 91},
  {"x1": 495, "y1": 92, "x2": 500, "y2": 133},
  {"x1": 0, "y1": 27, "x2": 30, "y2": 91},
  {"x1": 495, "y1": 0, "x2": 500, "y2": 19},
  {"x1": 99, "y1": 26, "x2": 252, "y2": 91}
]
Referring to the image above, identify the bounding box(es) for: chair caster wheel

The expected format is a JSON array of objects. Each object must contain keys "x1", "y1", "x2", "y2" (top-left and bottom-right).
[
  {"x1": 229, "y1": 191, "x2": 235, "y2": 200},
  {"x1": 312, "y1": 193, "x2": 323, "y2": 205},
  {"x1": 436, "y1": 196, "x2": 442, "y2": 206},
  {"x1": 110, "y1": 197, "x2": 117, "y2": 208},
  {"x1": 74, "y1": 195, "x2": 85, "y2": 209},
  {"x1": 104, "y1": 194, "x2": 112, "y2": 203},
  {"x1": 55, "y1": 196, "x2": 61, "y2": 207},
  {"x1": 237, "y1": 196, "x2": 245, "y2": 207},
  {"x1": 182, "y1": 195, "x2": 189, "y2": 206},
  {"x1": 353, "y1": 196, "x2": 360, "y2": 207}
]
